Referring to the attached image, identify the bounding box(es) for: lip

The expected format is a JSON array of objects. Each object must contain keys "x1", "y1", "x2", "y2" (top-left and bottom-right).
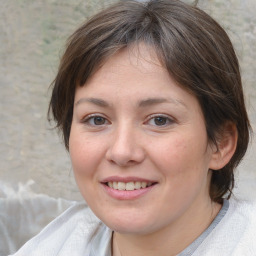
[
  {"x1": 101, "y1": 176, "x2": 156, "y2": 183},
  {"x1": 100, "y1": 176, "x2": 158, "y2": 200}
]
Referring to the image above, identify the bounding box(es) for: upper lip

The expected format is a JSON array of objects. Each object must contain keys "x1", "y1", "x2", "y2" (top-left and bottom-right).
[{"x1": 101, "y1": 176, "x2": 157, "y2": 183}]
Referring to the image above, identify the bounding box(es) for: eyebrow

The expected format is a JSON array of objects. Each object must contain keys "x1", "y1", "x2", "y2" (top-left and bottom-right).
[
  {"x1": 75, "y1": 97, "x2": 187, "y2": 109},
  {"x1": 138, "y1": 97, "x2": 187, "y2": 108},
  {"x1": 75, "y1": 97, "x2": 110, "y2": 107}
]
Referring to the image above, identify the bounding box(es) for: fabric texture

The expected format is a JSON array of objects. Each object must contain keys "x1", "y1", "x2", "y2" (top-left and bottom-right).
[
  {"x1": 177, "y1": 199, "x2": 229, "y2": 256},
  {"x1": 0, "y1": 180, "x2": 74, "y2": 256},
  {"x1": 9, "y1": 197, "x2": 256, "y2": 256}
]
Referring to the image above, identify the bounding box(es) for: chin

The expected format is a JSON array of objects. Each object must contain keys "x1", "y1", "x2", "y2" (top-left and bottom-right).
[{"x1": 102, "y1": 212, "x2": 157, "y2": 235}]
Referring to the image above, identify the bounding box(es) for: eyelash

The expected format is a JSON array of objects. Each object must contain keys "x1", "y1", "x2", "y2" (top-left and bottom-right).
[
  {"x1": 82, "y1": 113, "x2": 174, "y2": 128},
  {"x1": 145, "y1": 114, "x2": 174, "y2": 127},
  {"x1": 82, "y1": 114, "x2": 109, "y2": 126}
]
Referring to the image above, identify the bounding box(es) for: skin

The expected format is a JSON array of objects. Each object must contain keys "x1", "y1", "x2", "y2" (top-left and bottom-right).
[{"x1": 69, "y1": 45, "x2": 235, "y2": 256}]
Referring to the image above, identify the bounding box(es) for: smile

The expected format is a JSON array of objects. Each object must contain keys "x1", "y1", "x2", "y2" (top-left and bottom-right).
[
  {"x1": 107, "y1": 181, "x2": 153, "y2": 191},
  {"x1": 101, "y1": 178, "x2": 157, "y2": 200}
]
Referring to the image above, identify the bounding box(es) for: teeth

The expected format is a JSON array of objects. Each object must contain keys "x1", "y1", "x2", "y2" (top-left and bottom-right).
[
  {"x1": 107, "y1": 181, "x2": 153, "y2": 191},
  {"x1": 135, "y1": 181, "x2": 141, "y2": 190},
  {"x1": 141, "y1": 182, "x2": 147, "y2": 188},
  {"x1": 113, "y1": 181, "x2": 118, "y2": 190},
  {"x1": 117, "y1": 182, "x2": 126, "y2": 190},
  {"x1": 126, "y1": 182, "x2": 135, "y2": 191}
]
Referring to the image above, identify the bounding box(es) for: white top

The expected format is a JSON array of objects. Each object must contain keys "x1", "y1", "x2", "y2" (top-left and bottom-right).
[{"x1": 9, "y1": 198, "x2": 256, "y2": 256}]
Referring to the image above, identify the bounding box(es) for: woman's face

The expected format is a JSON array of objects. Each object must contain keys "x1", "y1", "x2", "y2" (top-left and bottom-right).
[{"x1": 69, "y1": 45, "x2": 217, "y2": 235}]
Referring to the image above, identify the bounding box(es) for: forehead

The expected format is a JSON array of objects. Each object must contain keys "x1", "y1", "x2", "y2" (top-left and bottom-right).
[
  {"x1": 88, "y1": 44, "x2": 165, "y2": 82},
  {"x1": 80, "y1": 44, "x2": 173, "y2": 92},
  {"x1": 74, "y1": 44, "x2": 203, "y2": 118},
  {"x1": 77, "y1": 45, "x2": 171, "y2": 97}
]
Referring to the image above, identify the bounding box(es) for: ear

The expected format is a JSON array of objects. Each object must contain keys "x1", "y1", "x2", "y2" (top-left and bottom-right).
[{"x1": 209, "y1": 122, "x2": 238, "y2": 170}]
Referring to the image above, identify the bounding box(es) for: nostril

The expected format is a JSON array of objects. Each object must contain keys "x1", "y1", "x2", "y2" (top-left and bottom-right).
[
  {"x1": 108, "y1": 158, "x2": 137, "y2": 167},
  {"x1": 105, "y1": 138, "x2": 145, "y2": 166}
]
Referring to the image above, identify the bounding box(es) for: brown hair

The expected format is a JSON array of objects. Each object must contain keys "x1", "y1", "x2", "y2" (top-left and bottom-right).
[{"x1": 48, "y1": 0, "x2": 251, "y2": 203}]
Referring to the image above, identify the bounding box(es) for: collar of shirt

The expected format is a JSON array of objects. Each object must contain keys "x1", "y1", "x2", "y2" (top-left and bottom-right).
[{"x1": 90, "y1": 223, "x2": 113, "y2": 256}]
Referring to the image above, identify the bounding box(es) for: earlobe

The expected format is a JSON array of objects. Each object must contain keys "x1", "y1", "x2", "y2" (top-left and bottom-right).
[{"x1": 209, "y1": 122, "x2": 238, "y2": 170}]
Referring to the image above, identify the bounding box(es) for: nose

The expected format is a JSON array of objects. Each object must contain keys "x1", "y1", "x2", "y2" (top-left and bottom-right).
[{"x1": 106, "y1": 125, "x2": 145, "y2": 167}]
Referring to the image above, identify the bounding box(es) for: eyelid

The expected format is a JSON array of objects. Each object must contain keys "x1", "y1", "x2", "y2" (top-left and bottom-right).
[
  {"x1": 145, "y1": 114, "x2": 175, "y2": 126},
  {"x1": 81, "y1": 113, "x2": 110, "y2": 126}
]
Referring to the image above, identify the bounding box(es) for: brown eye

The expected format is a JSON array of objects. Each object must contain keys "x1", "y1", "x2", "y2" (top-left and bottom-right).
[
  {"x1": 147, "y1": 115, "x2": 174, "y2": 127},
  {"x1": 83, "y1": 115, "x2": 108, "y2": 126},
  {"x1": 93, "y1": 116, "x2": 106, "y2": 125},
  {"x1": 154, "y1": 116, "x2": 167, "y2": 126}
]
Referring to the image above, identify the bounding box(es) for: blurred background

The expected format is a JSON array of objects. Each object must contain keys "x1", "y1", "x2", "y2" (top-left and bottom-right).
[{"x1": 0, "y1": 0, "x2": 255, "y2": 254}]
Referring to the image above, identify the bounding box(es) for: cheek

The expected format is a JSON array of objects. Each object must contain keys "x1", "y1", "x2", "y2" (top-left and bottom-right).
[
  {"x1": 150, "y1": 135, "x2": 209, "y2": 180},
  {"x1": 69, "y1": 132, "x2": 104, "y2": 203},
  {"x1": 152, "y1": 137, "x2": 190, "y2": 169},
  {"x1": 69, "y1": 130, "x2": 101, "y2": 178}
]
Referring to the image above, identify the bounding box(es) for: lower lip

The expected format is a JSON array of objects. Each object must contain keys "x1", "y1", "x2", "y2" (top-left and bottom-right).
[{"x1": 102, "y1": 183, "x2": 156, "y2": 200}]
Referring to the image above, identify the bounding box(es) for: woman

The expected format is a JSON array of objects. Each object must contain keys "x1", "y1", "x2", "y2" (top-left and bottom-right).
[{"x1": 11, "y1": 0, "x2": 255, "y2": 255}]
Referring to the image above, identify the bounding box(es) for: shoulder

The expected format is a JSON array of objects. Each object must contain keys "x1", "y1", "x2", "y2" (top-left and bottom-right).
[
  {"x1": 229, "y1": 198, "x2": 256, "y2": 224},
  {"x1": 194, "y1": 198, "x2": 256, "y2": 256},
  {"x1": 229, "y1": 197, "x2": 256, "y2": 216},
  {"x1": 10, "y1": 202, "x2": 105, "y2": 256}
]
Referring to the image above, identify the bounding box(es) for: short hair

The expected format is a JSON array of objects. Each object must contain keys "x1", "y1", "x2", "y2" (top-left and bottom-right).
[{"x1": 48, "y1": 0, "x2": 251, "y2": 203}]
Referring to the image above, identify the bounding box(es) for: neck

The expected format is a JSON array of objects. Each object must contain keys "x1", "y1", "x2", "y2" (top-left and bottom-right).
[{"x1": 112, "y1": 199, "x2": 221, "y2": 256}]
